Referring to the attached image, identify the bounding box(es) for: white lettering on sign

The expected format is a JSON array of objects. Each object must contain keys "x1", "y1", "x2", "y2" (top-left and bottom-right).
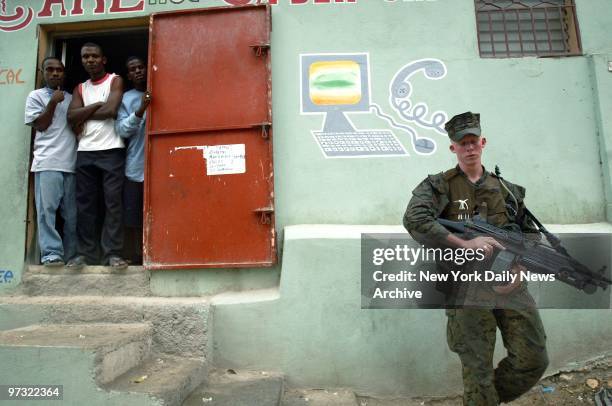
[{"x1": 204, "y1": 144, "x2": 246, "y2": 176}]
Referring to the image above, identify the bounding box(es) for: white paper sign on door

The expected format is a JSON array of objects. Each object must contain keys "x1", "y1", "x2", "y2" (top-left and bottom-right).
[{"x1": 204, "y1": 144, "x2": 246, "y2": 176}]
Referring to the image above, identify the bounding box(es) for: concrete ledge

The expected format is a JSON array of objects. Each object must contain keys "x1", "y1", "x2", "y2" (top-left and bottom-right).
[
  {"x1": 284, "y1": 223, "x2": 612, "y2": 239},
  {"x1": 19, "y1": 266, "x2": 151, "y2": 296},
  {"x1": 0, "y1": 323, "x2": 152, "y2": 385},
  {"x1": 183, "y1": 369, "x2": 284, "y2": 406},
  {"x1": 285, "y1": 224, "x2": 407, "y2": 240},
  {"x1": 211, "y1": 288, "x2": 280, "y2": 306},
  {"x1": 27, "y1": 265, "x2": 146, "y2": 275},
  {"x1": 105, "y1": 353, "x2": 207, "y2": 406},
  {"x1": 283, "y1": 389, "x2": 358, "y2": 406},
  {"x1": 0, "y1": 296, "x2": 212, "y2": 359}
]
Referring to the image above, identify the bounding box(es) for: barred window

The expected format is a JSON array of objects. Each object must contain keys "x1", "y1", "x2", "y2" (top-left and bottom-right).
[{"x1": 475, "y1": 0, "x2": 582, "y2": 58}]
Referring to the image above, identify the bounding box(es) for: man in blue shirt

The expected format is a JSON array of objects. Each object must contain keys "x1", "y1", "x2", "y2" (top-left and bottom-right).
[
  {"x1": 24, "y1": 57, "x2": 77, "y2": 267},
  {"x1": 115, "y1": 56, "x2": 151, "y2": 264}
]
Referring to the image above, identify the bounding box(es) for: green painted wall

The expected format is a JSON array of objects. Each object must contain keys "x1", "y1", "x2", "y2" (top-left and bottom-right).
[
  {"x1": 1, "y1": 0, "x2": 611, "y2": 397},
  {"x1": 0, "y1": 0, "x2": 610, "y2": 293},
  {"x1": 211, "y1": 227, "x2": 612, "y2": 396}
]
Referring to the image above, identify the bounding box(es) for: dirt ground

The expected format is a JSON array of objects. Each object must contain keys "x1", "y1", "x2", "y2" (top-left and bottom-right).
[
  {"x1": 509, "y1": 357, "x2": 611, "y2": 406},
  {"x1": 357, "y1": 357, "x2": 612, "y2": 406}
]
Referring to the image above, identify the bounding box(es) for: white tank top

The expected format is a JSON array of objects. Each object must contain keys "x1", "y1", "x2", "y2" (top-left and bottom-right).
[{"x1": 78, "y1": 73, "x2": 125, "y2": 151}]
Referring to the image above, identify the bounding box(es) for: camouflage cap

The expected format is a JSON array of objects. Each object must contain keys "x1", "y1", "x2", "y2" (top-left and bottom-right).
[{"x1": 445, "y1": 111, "x2": 481, "y2": 142}]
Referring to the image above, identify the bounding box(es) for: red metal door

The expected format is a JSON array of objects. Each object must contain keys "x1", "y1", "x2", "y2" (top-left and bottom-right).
[{"x1": 144, "y1": 5, "x2": 274, "y2": 270}]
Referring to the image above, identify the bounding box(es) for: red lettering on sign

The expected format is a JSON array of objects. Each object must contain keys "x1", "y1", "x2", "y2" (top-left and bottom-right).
[
  {"x1": 71, "y1": 0, "x2": 84, "y2": 15},
  {"x1": 0, "y1": 6, "x2": 34, "y2": 32},
  {"x1": 222, "y1": 0, "x2": 355, "y2": 4},
  {"x1": 16, "y1": 69, "x2": 24, "y2": 84},
  {"x1": 109, "y1": 0, "x2": 145, "y2": 13},
  {"x1": 93, "y1": 0, "x2": 105, "y2": 14},
  {"x1": 223, "y1": 0, "x2": 251, "y2": 5},
  {"x1": 0, "y1": 69, "x2": 6, "y2": 85},
  {"x1": 57, "y1": 0, "x2": 103, "y2": 15},
  {"x1": 37, "y1": 0, "x2": 67, "y2": 17}
]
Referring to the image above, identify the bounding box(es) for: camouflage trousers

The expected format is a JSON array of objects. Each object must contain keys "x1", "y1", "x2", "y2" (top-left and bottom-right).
[{"x1": 446, "y1": 306, "x2": 549, "y2": 405}]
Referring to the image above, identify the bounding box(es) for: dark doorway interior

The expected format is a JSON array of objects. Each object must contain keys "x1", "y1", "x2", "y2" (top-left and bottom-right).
[{"x1": 53, "y1": 29, "x2": 149, "y2": 94}]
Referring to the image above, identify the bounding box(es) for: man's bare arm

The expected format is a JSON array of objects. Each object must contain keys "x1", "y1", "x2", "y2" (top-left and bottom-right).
[
  {"x1": 89, "y1": 76, "x2": 124, "y2": 120},
  {"x1": 67, "y1": 84, "x2": 103, "y2": 126},
  {"x1": 32, "y1": 88, "x2": 64, "y2": 132}
]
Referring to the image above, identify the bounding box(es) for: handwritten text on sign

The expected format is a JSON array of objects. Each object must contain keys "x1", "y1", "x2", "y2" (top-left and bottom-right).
[{"x1": 204, "y1": 144, "x2": 246, "y2": 176}]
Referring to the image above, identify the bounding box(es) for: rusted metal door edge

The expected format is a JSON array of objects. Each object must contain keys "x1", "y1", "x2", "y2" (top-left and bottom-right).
[
  {"x1": 148, "y1": 122, "x2": 272, "y2": 137},
  {"x1": 148, "y1": 3, "x2": 269, "y2": 20},
  {"x1": 147, "y1": 261, "x2": 276, "y2": 271}
]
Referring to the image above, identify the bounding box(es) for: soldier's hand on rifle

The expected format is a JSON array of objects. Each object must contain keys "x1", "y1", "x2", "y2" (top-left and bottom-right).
[
  {"x1": 493, "y1": 264, "x2": 526, "y2": 295},
  {"x1": 462, "y1": 236, "x2": 505, "y2": 258}
]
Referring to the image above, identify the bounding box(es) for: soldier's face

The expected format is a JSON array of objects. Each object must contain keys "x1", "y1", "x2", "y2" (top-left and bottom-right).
[{"x1": 450, "y1": 135, "x2": 486, "y2": 165}]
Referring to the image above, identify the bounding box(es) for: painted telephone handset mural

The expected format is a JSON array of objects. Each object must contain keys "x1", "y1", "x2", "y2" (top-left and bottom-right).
[
  {"x1": 370, "y1": 58, "x2": 448, "y2": 155},
  {"x1": 389, "y1": 58, "x2": 447, "y2": 132}
]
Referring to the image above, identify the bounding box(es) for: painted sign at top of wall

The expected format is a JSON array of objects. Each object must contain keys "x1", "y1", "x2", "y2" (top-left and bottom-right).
[{"x1": 0, "y1": 0, "x2": 436, "y2": 32}]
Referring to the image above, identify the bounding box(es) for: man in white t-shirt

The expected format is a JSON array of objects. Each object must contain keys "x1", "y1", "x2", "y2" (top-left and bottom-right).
[
  {"x1": 24, "y1": 57, "x2": 77, "y2": 267},
  {"x1": 67, "y1": 42, "x2": 127, "y2": 270}
]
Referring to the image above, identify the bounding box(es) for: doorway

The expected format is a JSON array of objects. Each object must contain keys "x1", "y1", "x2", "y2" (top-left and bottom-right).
[{"x1": 26, "y1": 19, "x2": 148, "y2": 266}]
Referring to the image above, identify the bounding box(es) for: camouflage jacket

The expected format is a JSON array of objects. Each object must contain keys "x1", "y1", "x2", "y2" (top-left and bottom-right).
[{"x1": 403, "y1": 166, "x2": 537, "y2": 246}]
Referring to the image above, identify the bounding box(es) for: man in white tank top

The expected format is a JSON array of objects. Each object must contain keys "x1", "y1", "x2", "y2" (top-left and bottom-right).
[{"x1": 67, "y1": 42, "x2": 127, "y2": 270}]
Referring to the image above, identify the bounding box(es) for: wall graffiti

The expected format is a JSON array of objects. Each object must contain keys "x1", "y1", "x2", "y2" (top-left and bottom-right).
[
  {"x1": 0, "y1": 270, "x2": 14, "y2": 283},
  {"x1": 0, "y1": 68, "x2": 25, "y2": 85},
  {"x1": 300, "y1": 53, "x2": 448, "y2": 158}
]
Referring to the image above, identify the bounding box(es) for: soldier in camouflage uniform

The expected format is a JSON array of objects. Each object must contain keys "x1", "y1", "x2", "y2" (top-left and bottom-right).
[{"x1": 403, "y1": 112, "x2": 549, "y2": 405}]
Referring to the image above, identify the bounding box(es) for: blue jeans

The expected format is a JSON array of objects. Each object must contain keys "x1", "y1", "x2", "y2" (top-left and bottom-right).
[{"x1": 34, "y1": 171, "x2": 77, "y2": 263}]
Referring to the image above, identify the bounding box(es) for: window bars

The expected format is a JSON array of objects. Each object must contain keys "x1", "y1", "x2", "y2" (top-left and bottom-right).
[{"x1": 475, "y1": 0, "x2": 581, "y2": 58}]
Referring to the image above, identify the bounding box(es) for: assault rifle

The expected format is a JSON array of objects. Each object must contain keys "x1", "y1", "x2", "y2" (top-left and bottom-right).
[{"x1": 437, "y1": 217, "x2": 611, "y2": 294}]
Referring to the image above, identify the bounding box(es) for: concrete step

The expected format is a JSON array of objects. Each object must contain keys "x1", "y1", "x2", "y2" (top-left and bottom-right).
[
  {"x1": 282, "y1": 389, "x2": 359, "y2": 406},
  {"x1": 0, "y1": 295, "x2": 212, "y2": 359},
  {"x1": 183, "y1": 369, "x2": 284, "y2": 406},
  {"x1": 0, "y1": 323, "x2": 152, "y2": 385},
  {"x1": 19, "y1": 265, "x2": 151, "y2": 296},
  {"x1": 105, "y1": 353, "x2": 207, "y2": 406},
  {"x1": 355, "y1": 397, "x2": 461, "y2": 406}
]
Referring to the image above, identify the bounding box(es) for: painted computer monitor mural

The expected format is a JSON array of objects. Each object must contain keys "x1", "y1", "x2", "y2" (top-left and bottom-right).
[{"x1": 301, "y1": 53, "x2": 407, "y2": 158}]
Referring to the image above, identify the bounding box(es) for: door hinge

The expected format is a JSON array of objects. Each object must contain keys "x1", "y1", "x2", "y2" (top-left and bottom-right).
[
  {"x1": 255, "y1": 122, "x2": 271, "y2": 139},
  {"x1": 250, "y1": 43, "x2": 270, "y2": 57},
  {"x1": 254, "y1": 207, "x2": 274, "y2": 225}
]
